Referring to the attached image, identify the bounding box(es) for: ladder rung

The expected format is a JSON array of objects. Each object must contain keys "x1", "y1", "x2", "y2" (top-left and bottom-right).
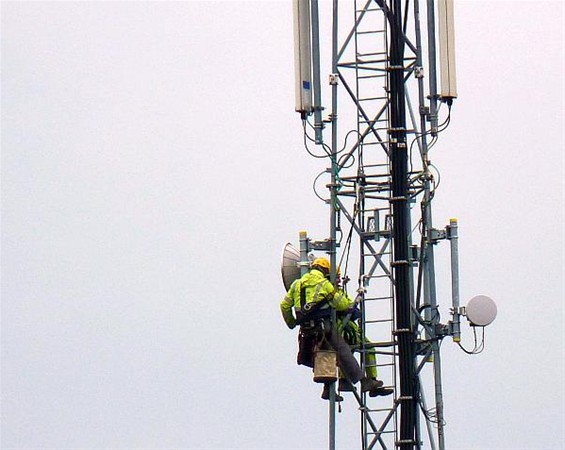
[
  {"x1": 358, "y1": 118, "x2": 388, "y2": 124},
  {"x1": 361, "y1": 161, "x2": 389, "y2": 167},
  {"x1": 360, "y1": 141, "x2": 388, "y2": 147},
  {"x1": 356, "y1": 58, "x2": 389, "y2": 66},
  {"x1": 364, "y1": 296, "x2": 393, "y2": 301},
  {"x1": 358, "y1": 73, "x2": 386, "y2": 80},
  {"x1": 367, "y1": 429, "x2": 396, "y2": 435},
  {"x1": 357, "y1": 30, "x2": 386, "y2": 35},
  {"x1": 338, "y1": 62, "x2": 386, "y2": 72},
  {"x1": 364, "y1": 273, "x2": 392, "y2": 279},
  {"x1": 357, "y1": 55, "x2": 388, "y2": 62},
  {"x1": 356, "y1": 7, "x2": 385, "y2": 13},
  {"x1": 357, "y1": 51, "x2": 387, "y2": 57},
  {"x1": 376, "y1": 363, "x2": 395, "y2": 368},
  {"x1": 364, "y1": 341, "x2": 396, "y2": 348},
  {"x1": 340, "y1": 60, "x2": 388, "y2": 69},
  {"x1": 366, "y1": 318, "x2": 393, "y2": 324},
  {"x1": 359, "y1": 96, "x2": 388, "y2": 102},
  {"x1": 364, "y1": 183, "x2": 391, "y2": 190},
  {"x1": 359, "y1": 118, "x2": 388, "y2": 124},
  {"x1": 373, "y1": 351, "x2": 398, "y2": 357}
]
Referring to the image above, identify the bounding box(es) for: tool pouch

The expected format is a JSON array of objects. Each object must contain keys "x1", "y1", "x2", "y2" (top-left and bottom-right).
[{"x1": 297, "y1": 328, "x2": 318, "y2": 368}]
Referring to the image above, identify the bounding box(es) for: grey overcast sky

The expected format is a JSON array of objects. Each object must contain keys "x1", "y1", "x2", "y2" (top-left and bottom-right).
[{"x1": 1, "y1": 1, "x2": 564, "y2": 449}]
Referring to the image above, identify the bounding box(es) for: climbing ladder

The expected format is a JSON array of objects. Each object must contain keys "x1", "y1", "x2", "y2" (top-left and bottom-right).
[
  {"x1": 335, "y1": 1, "x2": 400, "y2": 449},
  {"x1": 334, "y1": 0, "x2": 429, "y2": 448}
]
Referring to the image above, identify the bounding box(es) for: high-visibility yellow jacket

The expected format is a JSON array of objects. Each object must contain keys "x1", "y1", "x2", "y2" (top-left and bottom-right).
[{"x1": 280, "y1": 269, "x2": 351, "y2": 329}]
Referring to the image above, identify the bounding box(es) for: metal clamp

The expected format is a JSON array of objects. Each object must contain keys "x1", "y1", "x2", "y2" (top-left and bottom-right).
[
  {"x1": 429, "y1": 228, "x2": 447, "y2": 242},
  {"x1": 310, "y1": 239, "x2": 331, "y2": 251}
]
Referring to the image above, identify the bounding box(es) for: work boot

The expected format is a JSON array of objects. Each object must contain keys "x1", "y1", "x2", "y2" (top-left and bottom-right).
[
  {"x1": 369, "y1": 385, "x2": 394, "y2": 397},
  {"x1": 338, "y1": 378, "x2": 355, "y2": 392},
  {"x1": 360, "y1": 377, "x2": 384, "y2": 394},
  {"x1": 321, "y1": 383, "x2": 344, "y2": 402}
]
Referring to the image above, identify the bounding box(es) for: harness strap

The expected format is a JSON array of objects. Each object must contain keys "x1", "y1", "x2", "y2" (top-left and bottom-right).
[
  {"x1": 297, "y1": 300, "x2": 330, "y2": 325},
  {"x1": 312, "y1": 282, "x2": 323, "y2": 303},
  {"x1": 297, "y1": 281, "x2": 332, "y2": 326}
]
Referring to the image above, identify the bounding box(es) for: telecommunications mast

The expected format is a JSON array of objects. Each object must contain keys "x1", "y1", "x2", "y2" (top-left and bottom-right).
[{"x1": 283, "y1": 0, "x2": 497, "y2": 450}]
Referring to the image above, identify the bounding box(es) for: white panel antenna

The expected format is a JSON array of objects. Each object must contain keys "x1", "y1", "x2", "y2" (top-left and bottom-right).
[
  {"x1": 293, "y1": 0, "x2": 313, "y2": 114},
  {"x1": 437, "y1": 0, "x2": 458, "y2": 99}
]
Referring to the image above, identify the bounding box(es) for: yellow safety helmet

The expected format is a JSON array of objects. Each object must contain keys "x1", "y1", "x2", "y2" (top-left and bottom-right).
[
  {"x1": 312, "y1": 257, "x2": 330, "y2": 272},
  {"x1": 312, "y1": 257, "x2": 343, "y2": 279}
]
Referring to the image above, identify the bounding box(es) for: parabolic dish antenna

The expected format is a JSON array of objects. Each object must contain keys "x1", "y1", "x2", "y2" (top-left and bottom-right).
[
  {"x1": 281, "y1": 243, "x2": 301, "y2": 291},
  {"x1": 466, "y1": 295, "x2": 497, "y2": 326}
]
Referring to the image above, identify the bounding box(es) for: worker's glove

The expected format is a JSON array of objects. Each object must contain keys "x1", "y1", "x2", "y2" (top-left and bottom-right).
[
  {"x1": 287, "y1": 319, "x2": 297, "y2": 330},
  {"x1": 348, "y1": 306, "x2": 361, "y2": 321},
  {"x1": 343, "y1": 324, "x2": 358, "y2": 345},
  {"x1": 282, "y1": 310, "x2": 297, "y2": 329}
]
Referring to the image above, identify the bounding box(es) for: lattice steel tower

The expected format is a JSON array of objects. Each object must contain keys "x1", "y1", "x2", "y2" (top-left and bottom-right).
[{"x1": 286, "y1": 0, "x2": 495, "y2": 449}]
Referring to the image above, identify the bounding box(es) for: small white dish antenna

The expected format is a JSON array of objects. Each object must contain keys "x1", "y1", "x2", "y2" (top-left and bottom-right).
[{"x1": 466, "y1": 295, "x2": 497, "y2": 327}]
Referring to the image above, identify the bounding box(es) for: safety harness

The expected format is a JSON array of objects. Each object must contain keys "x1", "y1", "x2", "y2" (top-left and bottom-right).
[{"x1": 296, "y1": 284, "x2": 332, "y2": 326}]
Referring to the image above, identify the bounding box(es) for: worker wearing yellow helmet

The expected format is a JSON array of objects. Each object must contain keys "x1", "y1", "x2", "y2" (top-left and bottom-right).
[{"x1": 280, "y1": 256, "x2": 388, "y2": 400}]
